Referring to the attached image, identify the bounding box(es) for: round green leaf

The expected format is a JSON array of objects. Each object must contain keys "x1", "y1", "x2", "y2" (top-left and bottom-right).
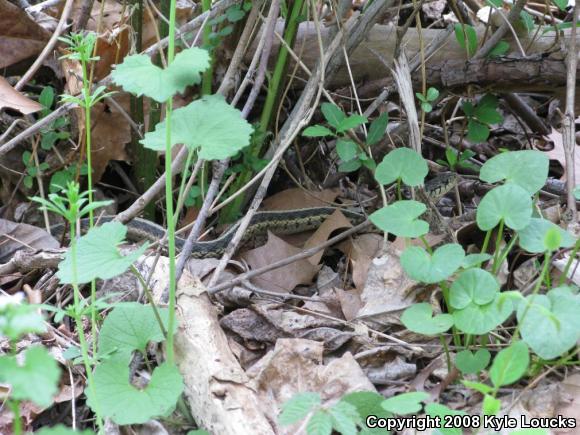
[
  {"x1": 374, "y1": 148, "x2": 428, "y2": 186},
  {"x1": 489, "y1": 341, "x2": 529, "y2": 387},
  {"x1": 467, "y1": 119, "x2": 490, "y2": 143},
  {"x1": 369, "y1": 200, "x2": 428, "y2": 238},
  {"x1": 518, "y1": 218, "x2": 575, "y2": 253},
  {"x1": 461, "y1": 253, "x2": 492, "y2": 268},
  {"x1": 480, "y1": 150, "x2": 549, "y2": 194},
  {"x1": 476, "y1": 184, "x2": 532, "y2": 231},
  {"x1": 336, "y1": 139, "x2": 358, "y2": 161},
  {"x1": 517, "y1": 286, "x2": 580, "y2": 360},
  {"x1": 401, "y1": 243, "x2": 465, "y2": 283},
  {"x1": 381, "y1": 392, "x2": 429, "y2": 415},
  {"x1": 401, "y1": 303, "x2": 454, "y2": 335},
  {"x1": 455, "y1": 349, "x2": 491, "y2": 374},
  {"x1": 450, "y1": 269, "x2": 499, "y2": 308},
  {"x1": 452, "y1": 297, "x2": 513, "y2": 335}
]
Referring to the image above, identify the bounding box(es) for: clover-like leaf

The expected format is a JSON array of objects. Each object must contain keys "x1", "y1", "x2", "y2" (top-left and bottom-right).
[
  {"x1": 425, "y1": 403, "x2": 466, "y2": 435},
  {"x1": 0, "y1": 346, "x2": 60, "y2": 407},
  {"x1": 401, "y1": 243, "x2": 465, "y2": 283},
  {"x1": 480, "y1": 150, "x2": 549, "y2": 194},
  {"x1": 450, "y1": 269, "x2": 499, "y2": 308},
  {"x1": 375, "y1": 148, "x2": 428, "y2": 186},
  {"x1": 455, "y1": 349, "x2": 491, "y2": 374},
  {"x1": 369, "y1": 200, "x2": 429, "y2": 238},
  {"x1": 518, "y1": 218, "x2": 575, "y2": 253},
  {"x1": 111, "y1": 48, "x2": 210, "y2": 102},
  {"x1": 401, "y1": 303, "x2": 454, "y2": 335},
  {"x1": 476, "y1": 184, "x2": 532, "y2": 231},
  {"x1": 382, "y1": 392, "x2": 429, "y2": 415},
  {"x1": 467, "y1": 119, "x2": 490, "y2": 143},
  {"x1": 461, "y1": 253, "x2": 492, "y2": 268},
  {"x1": 98, "y1": 303, "x2": 173, "y2": 362},
  {"x1": 517, "y1": 286, "x2": 580, "y2": 360},
  {"x1": 87, "y1": 360, "x2": 183, "y2": 425},
  {"x1": 489, "y1": 341, "x2": 529, "y2": 387},
  {"x1": 57, "y1": 222, "x2": 148, "y2": 284},
  {"x1": 141, "y1": 95, "x2": 253, "y2": 160},
  {"x1": 475, "y1": 94, "x2": 503, "y2": 124}
]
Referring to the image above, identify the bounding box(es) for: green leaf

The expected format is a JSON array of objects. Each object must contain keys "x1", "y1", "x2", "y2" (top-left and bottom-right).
[
  {"x1": 479, "y1": 150, "x2": 549, "y2": 194},
  {"x1": 366, "y1": 113, "x2": 388, "y2": 146},
  {"x1": 421, "y1": 102, "x2": 433, "y2": 113},
  {"x1": 307, "y1": 410, "x2": 333, "y2": 435},
  {"x1": 462, "y1": 380, "x2": 494, "y2": 395},
  {"x1": 98, "y1": 303, "x2": 173, "y2": 361},
  {"x1": 369, "y1": 201, "x2": 429, "y2": 238},
  {"x1": 303, "y1": 125, "x2": 335, "y2": 137},
  {"x1": 454, "y1": 24, "x2": 478, "y2": 57},
  {"x1": 321, "y1": 103, "x2": 346, "y2": 129},
  {"x1": 375, "y1": 148, "x2": 428, "y2": 186},
  {"x1": 450, "y1": 268, "x2": 499, "y2": 309},
  {"x1": 279, "y1": 392, "x2": 321, "y2": 425},
  {"x1": 455, "y1": 349, "x2": 491, "y2": 374},
  {"x1": 488, "y1": 40, "x2": 510, "y2": 57},
  {"x1": 517, "y1": 286, "x2": 580, "y2": 360},
  {"x1": 382, "y1": 392, "x2": 429, "y2": 415},
  {"x1": 0, "y1": 346, "x2": 60, "y2": 407},
  {"x1": 338, "y1": 159, "x2": 362, "y2": 173},
  {"x1": 416, "y1": 92, "x2": 427, "y2": 103},
  {"x1": 36, "y1": 425, "x2": 94, "y2": 435},
  {"x1": 401, "y1": 243, "x2": 465, "y2": 284},
  {"x1": 476, "y1": 184, "x2": 532, "y2": 231},
  {"x1": 489, "y1": 341, "x2": 529, "y2": 387},
  {"x1": 551, "y1": 0, "x2": 568, "y2": 10},
  {"x1": 336, "y1": 139, "x2": 358, "y2": 162},
  {"x1": 461, "y1": 253, "x2": 492, "y2": 268},
  {"x1": 87, "y1": 361, "x2": 184, "y2": 425},
  {"x1": 226, "y1": 5, "x2": 245, "y2": 21},
  {"x1": 518, "y1": 218, "x2": 575, "y2": 253},
  {"x1": 111, "y1": 48, "x2": 210, "y2": 102},
  {"x1": 341, "y1": 392, "x2": 391, "y2": 434},
  {"x1": 401, "y1": 303, "x2": 454, "y2": 335},
  {"x1": 426, "y1": 87, "x2": 439, "y2": 101},
  {"x1": 519, "y1": 10, "x2": 535, "y2": 32},
  {"x1": 141, "y1": 95, "x2": 253, "y2": 160},
  {"x1": 474, "y1": 94, "x2": 503, "y2": 124},
  {"x1": 467, "y1": 119, "x2": 490, "y2": 143},
  {"x1": 462, "y1": 101, "x2": 475, "y2": 117},
  {"x1": 337, "y1": 114, "x2": 367, "y2": 133},
  {"x1": 329, "y1": 401, "x2": 359, "y2": 435},
  {"x1": 482, "y1": 394, "x2": 502, "y2": 415},
  {"x1": 0, "y1": 302, "x2": 45, "y2": 341},
  {"x1": 425, "y1": 403, "x2": 466, "y2": 435},
  {"x1": 452, "y1": 294, "x2": 513, "y2": 335},
  {"x1": 57, "y1": 222, "x2": 148, "y2": 284},
  {"x1": 511, "y1": 430, "x2": 549, "y2": 435},
  {"x1": 39, "y1": 86, "x2": 55, "y2": 111}
]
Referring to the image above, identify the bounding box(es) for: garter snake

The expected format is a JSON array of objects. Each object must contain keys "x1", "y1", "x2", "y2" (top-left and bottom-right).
[{"x1": 50, "y1": 172, "x2": 458, "y2": 259}]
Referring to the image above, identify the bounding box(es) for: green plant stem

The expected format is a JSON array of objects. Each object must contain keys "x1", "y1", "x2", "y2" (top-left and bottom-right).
[
  {"x1": 201, "y1": 0, "x2": 213, "y2": 95},
  {"x1": 480, "y1": 229, "x2": 492, "y2": 257},
  {"x1": 494, "y1": 233, "x2": 518, "y2": 274},
  {"x1": 9, "y1": 400, "x2": 22, "y2": 435},
  {"x1": 420, "y1": 235, "x2": 433, "y2": 254},
  {"x1": 440, "y1": 335, "x2": 452, "y2": 373},
  {"x1": 491, "y1": 219, "x2": 504, "y2": 272},
  {"x1": 174, "y1": 148, "x2": 195, "y2": 226},
  {"x1": 559, "y1": 238, "x2": 580, "y2": 285},
  {"x1": 130, "y1": 266, "x2": 168, "y2": 338},
  {"x1": 70, "y1": 225, "x2": 104, "y2": 432},
  {"x1": 164, "y1": 0, "x2": 178, "y2": 366}
]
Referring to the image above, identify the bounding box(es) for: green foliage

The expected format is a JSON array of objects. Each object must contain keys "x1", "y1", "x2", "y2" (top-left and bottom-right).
[
  {"x1": 375, "y1": 148, "x2": 428, "y2": 187},
  {"x1": 424, "y1": 403, "x2": 466, "y2": 435},
  {"x1": 381, "y1": 392, "x2": 429, "y2": 414},
  {"x1": 35, "y1": 425, "x2": 94, "y2": 434},
  {"x1": 0, "y1": 346, "x2": 60, "y2": 408},
  {"x1": 488, "y1": 40, "x2": 510, "y2": 57},
  {"x1": 59, "y1": 32, "x2": 99, "y2": 63},
  {"x1": 112, "y1": 48, "x2": 210, "y2": 103},
  {"x1": 518, "y1": 218, "x2": 575, "y2": 253},
  {"x1": 401, "y1": 243, "x2": 465, "y2": 284},
  {"x1": 517, "y1": 287, "x2": 580, "y2": 360},
  {"x1": 57, "y1": 222, "x2": 148, "y2": 284},
  {"x1": 476, "y1": 184, "x2": 532, "y2": 231},
  {"x1": 401, "y1": 303, "x2": 454, "y2": 335},
  {"x1": 454, "y1": 24, "x2": 478, "y2": 57},
  {"x1": 489, "y1": 341, "x2": 529, "y2": 387},
  {"x1": 455, "y1": 349, "x2": 491, "y2": 374},
  {"x1": 480, "y1": 150, "x2": 548, "y2": 194},
  {"x1": 438, "y1": 148, "x2": 478, "y2": 172},
  {"x1": 141, "y1": 95, "x2": 253, "y2": 160},
  {"x1": 22, "y1": 150, "x2": 49, "y2": 189},
  {"x1": 366, "y1": 113, "x2": 389, "y2": 146},
  {"x1": 0, "y1": 297, "x2": 45, "y2": 341},
  {"x1": 416, "y1": 87, "x2": 439, "y2": 113},
  {"x1": 369, "y1": 200, "x2": 429, "y2": 238},
  {"x1": 279, "y1": 392, "x2": 322, "y2": 425},
  {"x1": 341, "y1": 392, "x2": 391, "y2": 435},
  {"x1": 462, "y1": 95, "x2": 503, "y2": 143}
]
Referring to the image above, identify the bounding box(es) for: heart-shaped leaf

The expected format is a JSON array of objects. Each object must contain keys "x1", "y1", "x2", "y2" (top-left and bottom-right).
[
  {"x1": 476, "y1": 184, "x2": 532, "y2": 231},
  {"x1": 489, "y1": 341, "x2": 529, "y2": 387},
  {"x1": 450, "y1": 269, "x2": 499, "y2": 308},
  {"x1": 517, "y1": 286, "x2": 580, "y2": 360},
  {"x1": 455, "y1": 349, "x2": 491, "y2": 374},
  {"x1": 401, "y1": 243, "x2": 465, "y2": 283},
  {"x1": 369, "y1": 200, "x2": 428, "y2": 238},
  {"x1": 480, "y1": 150, "x2": 549, "y2": 194},
  {"x1": 401, "y1": 303, "x2": 454, "y2": 335},
  {"x1": 381, "y1": 392, "x2": 429, "y2": 415},
  {"x1": 461, "y1": 253, "x2": 492, "y2": 268},
  {"x1": 374, "y1": 148, "x2": 428, "y2": 187},
  {"x1": 111, "y1": 48, "x2": 209, "y2": 102},
  {"x1": 518, "y1": 218, "x2": 575, "y2": 253}
]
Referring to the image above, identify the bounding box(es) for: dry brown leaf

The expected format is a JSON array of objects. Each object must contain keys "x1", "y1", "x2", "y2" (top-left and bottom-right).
[
  {"x1": 261, "y1": 187, "x2": 340, "y2": 210},
  {"x1": 338, "y1": 233, "x2": 383, "y2": 291},
  {"x1": 0, "y1": 77, "x2": 42, "y2": 114},
  {"x1": 545, "y1": 128, "x2": 580, "y2": 181},
  {"x1": 0, "y1": 219, "x2": 59, "y2": 263},
  {"x1": 303, "y1": 209, "x2": 352, "y2": 265},
  {"x1": 0, "y1": 0, "x2": 49, "y2": 69},
  {"x1": 241, "y1": 231, "x2": 318, "y2": 293}
]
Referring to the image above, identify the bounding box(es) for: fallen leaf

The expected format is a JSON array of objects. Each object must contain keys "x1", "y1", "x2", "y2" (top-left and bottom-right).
[
  {"x1": 0, "y1": 219, "x2": 59, "y2": 264},
  {"x1": 262, "y1": 188, "x2": 340, "y2": 210},
  {"x1": 0, "y1": 0, "x2": 49, "y2": 69},
  {"x1": 241, "y1": 231, "x2": 318, "y2": 293},
  {"x1": 0, "y1": 77, "x2": 42, "y2": 114},
  {"x1": 303, "y1": 209, "x2": 352, "y2": 265},
  {"x1": 338, "y1": 233, "x2": 382, "y2": 291},
  {"x1": 545, "y1": 128, "x2": 580, "y2": 181}
]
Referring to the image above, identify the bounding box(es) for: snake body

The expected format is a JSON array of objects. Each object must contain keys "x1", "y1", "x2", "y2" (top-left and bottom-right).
[{"x1": 50, "y1": 173, "x2": 458, "y2": 259}]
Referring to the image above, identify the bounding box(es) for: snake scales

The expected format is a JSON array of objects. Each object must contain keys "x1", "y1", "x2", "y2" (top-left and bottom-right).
[{"x1": 50, "y1": 173, "x2": 458, "y2": 259}]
